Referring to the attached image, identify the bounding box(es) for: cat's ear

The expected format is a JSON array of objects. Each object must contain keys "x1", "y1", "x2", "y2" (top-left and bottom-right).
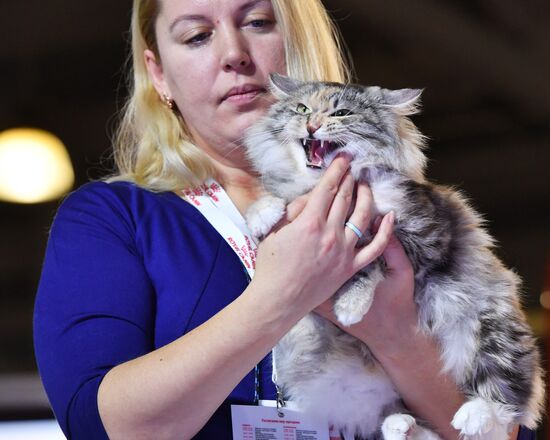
[
  {"x1": 268, "y1": 73, "x2": 304, "y2": 98},
  {"x1": 379, "y1": 88, "x2": 423, "y2": 116}
]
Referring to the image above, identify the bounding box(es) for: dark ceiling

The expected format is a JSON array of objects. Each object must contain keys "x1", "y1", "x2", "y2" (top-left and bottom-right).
[{"x1": 0, "y1": 0, "x2": 549, "y2": 420}]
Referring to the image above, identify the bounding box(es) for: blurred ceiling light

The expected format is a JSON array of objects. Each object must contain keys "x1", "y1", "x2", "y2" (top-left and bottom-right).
[{"x1": 0, "y1": 128, "x2": 74, "y2": 203}]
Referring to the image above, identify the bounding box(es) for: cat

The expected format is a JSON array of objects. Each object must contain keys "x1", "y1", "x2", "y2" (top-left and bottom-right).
[{"x1": 243, "y1": 73, "x2": 544, "y2": 440}]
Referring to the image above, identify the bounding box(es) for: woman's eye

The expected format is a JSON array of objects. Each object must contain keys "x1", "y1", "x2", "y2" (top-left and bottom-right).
[
  {"x1": 185, "y1": 32, "x2": 211, "y2": 45},
  {"x1": 331, "y1": 109, "x2": 354, "y2": 117},
  {"x1": 296, "y1": 103, "x2": 311, "y2": 114},
  {"x1": 248, "y1": 19, "x2": 270, "y2": 28},
  {"x1": 245, "y1": 15, "x2": 275, "y2": 30}
]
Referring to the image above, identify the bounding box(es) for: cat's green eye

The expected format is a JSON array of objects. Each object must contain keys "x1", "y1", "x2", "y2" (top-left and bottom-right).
[
  {"x1": 332, "y1": 109, "x2": 354, "y2": 117},
  {"x1": 296, "y1": 103, "x2": 311, "y2": 115}
]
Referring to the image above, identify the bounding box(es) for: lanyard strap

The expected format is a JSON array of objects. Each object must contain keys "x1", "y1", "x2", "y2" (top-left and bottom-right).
[
  {"x1": 180, "y1": 179, "x2": 261, "y2": 403},
  {"x1": 181, "y1": 179, "x2": 258, "y2": 279},
  {"x1": 271, "y1": 346, "x2": 286, "y2": 416},
  {"x1": 181, "y1": 180, "x2": 286, "y2": 409}
]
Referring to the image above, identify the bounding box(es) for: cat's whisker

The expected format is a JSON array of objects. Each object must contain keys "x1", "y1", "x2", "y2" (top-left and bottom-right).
[
  {"x1": 221, "y1": 125, "x2": 288, "y2": 161},
  {"x1": 334, "y1": 79, "x2": 353, "y2": 105},
  {"x1": 221, "y1": 142, "x2": 244, "y2": 160},
  {"x1": 339, "y1": 100, "x2": 362, "y2": 117}
]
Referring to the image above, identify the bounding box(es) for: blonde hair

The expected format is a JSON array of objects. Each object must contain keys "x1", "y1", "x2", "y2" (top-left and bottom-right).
[{"x1": 109, "y1": 0, "x2": 353, "y2": 191}]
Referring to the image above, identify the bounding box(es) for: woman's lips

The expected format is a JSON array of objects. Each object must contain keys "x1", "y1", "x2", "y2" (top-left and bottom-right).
[
  {"x1": 224, "y1": 89, "x2": 265, "y2": 104},
  {"x1": 221, "y1": 85, "x2": 266, "y2": 104}
]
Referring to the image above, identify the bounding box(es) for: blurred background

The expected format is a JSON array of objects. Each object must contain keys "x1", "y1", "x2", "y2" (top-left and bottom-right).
[{"x1": 0, "y1": 0, "x2": 548, "y2": 438}]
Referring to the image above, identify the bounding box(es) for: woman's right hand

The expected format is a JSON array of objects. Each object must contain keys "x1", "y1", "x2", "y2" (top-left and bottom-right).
[{"x1": 251, "y1": 156, "x2": 395, "y2": 315}]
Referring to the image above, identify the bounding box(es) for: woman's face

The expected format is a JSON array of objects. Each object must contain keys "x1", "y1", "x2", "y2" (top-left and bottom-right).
[{"x1": 146, "y1": 0, "x2": 286, "y2": 163}]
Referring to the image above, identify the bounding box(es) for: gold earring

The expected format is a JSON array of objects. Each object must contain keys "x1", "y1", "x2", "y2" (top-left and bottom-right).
[{"x1": 162, "y1": 93, "x2": 175, "y2": 110}]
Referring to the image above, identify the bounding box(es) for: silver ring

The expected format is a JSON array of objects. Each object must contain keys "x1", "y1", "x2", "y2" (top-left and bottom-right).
[{"x1": 344, "y1": 221, "x2": 363, "y2": 239}]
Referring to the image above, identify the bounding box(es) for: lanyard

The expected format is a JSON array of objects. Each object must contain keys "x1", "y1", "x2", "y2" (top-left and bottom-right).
[
  {"x1": 181, "y1": 179, "x2": 257, "y2": 279},
  {"x1": 180, "y1": 178, "x2": 261, "y2": 402}
]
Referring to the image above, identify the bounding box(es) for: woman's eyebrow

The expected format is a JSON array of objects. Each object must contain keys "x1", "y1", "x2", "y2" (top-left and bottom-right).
[
  {"x1": 169, "y1": 0, "x2": 270, "y2": 33},
  {"x1": 239, "y1": 0, "x2": 271, "y2": 15},
  {"x1": 169, "y1": 14, "x2": 207, "y2": 33}
]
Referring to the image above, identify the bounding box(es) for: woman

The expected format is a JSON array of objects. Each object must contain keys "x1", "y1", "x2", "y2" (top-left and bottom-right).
[{"x1": 34, "y1": 0, "x2": 530, "y2": 438}]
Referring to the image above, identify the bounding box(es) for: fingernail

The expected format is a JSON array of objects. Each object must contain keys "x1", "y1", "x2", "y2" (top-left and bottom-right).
[{"x1": 387, "y1": 210, "x2": 395, "y2": 224}]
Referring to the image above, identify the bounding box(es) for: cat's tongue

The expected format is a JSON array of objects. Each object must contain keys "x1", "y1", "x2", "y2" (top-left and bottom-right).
[{"x1": 309, "y1": 140, "x2": 325, "y2": 167}]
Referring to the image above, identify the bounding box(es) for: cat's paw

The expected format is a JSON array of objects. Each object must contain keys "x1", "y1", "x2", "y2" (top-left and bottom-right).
[
  {"x1": 333, "y1": 307, "x2": 365, "y2": 327},
  {"x1": 333, "y1": 290, "x2": 374, "y2": 326},
  {"x1": 333, "y1": 266, "x2": 384, "y2": 326},
  {"x1": 245, "y1": 196, "x2": 286, "y2": 239},
  {"x1": 451, "y1": 398, "x2": 510, "y2": 439},
  {"x1": 381, "y1": 414, "x2": 416, "y2": 440}
]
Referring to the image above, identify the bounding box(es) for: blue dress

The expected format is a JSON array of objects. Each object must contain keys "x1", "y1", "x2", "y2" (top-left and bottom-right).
[
  {"x1": 33, "y1": 181, "x2": 535, "y2": 439},
  {"x1": 34, "y1": 181, "x2": 276, "y2": 439}
]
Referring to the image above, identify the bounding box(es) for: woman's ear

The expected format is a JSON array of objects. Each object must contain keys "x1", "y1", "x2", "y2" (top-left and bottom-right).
[{"x1": 144, "y1": 49, "x2": 171, "y2": 98}]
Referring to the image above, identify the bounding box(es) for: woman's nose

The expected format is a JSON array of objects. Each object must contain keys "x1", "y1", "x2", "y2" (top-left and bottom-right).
[{"x1": 219, "y1": 30, "x2": 251, "y2": 72}]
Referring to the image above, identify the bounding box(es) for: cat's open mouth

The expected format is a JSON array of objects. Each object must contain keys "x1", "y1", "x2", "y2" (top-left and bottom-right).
[{"x1": 301, "y1": 139, "x2": 341, "y2": 169}]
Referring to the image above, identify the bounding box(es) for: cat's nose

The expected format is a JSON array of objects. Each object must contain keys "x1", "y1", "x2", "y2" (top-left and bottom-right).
[{"x1": 306, "y1": 123, "x2": 320, "y2": 135}]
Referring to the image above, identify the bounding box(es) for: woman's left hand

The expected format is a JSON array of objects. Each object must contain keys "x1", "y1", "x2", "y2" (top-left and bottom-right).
[
  {"x1": 296, "y1": 179, "x2": 521, "y2": 439},
  {"x1": 314, "y1": 203, "x2": 467, "y2": 440},
  {"x1": 315, "y1": 228, "x2": 417, "y2": 358},
  {"x1": 314, "y1": 235, "x2": 521, "y2": 440}
]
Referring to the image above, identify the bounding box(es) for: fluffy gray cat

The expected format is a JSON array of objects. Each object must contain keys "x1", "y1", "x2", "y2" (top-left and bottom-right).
[{"x1": 244, "y1": 74, "x2": 544, "y2": 440}]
